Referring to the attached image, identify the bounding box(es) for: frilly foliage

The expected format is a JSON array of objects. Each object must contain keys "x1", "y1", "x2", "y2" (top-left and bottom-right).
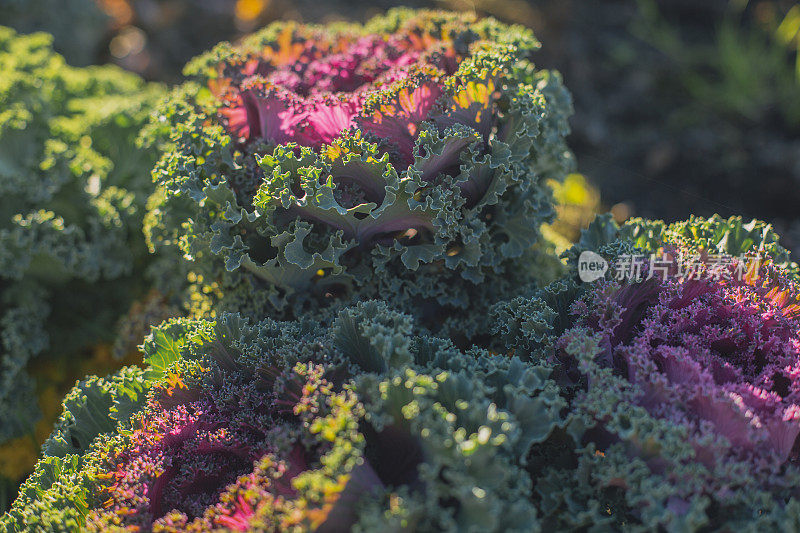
[
  {"x1": 1, "y1": 301, "x2": 568, "y2": 531},
  {"x1": 0, "y1": 26, "x2": 170, "y2": 464},
  {"x1": 563, "y1": 213, "x2": 798, "y2": 274},
  {"x1": 11, "y1": 6, "x2": 800, "y2": 531},
  {"x1": 144, "y1": 9, "x2": 574, "y2": 343},
  {"x1": 491, "y1": 214, "x2": 800, "y2": 530}
]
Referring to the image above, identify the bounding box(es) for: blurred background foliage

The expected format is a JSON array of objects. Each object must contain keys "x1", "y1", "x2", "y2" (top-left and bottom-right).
[
  {"x1": 0, "y1": 26, "x2": 180, "y2": 508},
  {"x1": 0, "y1": 0, "x2": 798, "y2": 510}
]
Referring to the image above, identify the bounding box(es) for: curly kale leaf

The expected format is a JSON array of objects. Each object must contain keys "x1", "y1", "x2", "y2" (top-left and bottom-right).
[{"x1": 145, "y1": 10, "x2": 574, "y2": 343}]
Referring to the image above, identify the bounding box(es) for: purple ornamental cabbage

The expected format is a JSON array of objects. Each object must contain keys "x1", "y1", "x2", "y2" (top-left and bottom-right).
[
  {"x1": 85, "y1": 363, "x2": 370, "y2": 532},
  {"x1": 568, "y1": 258, "x2": 800, "y2": 460},
  {"x1": 4, "y1": 302, "x2": 566, "y2": 531},
  {"x1": 147, "y1": 9, "x2": 574, "y2": 340},
  {"x1": 550, "y1": 253, "x2": 800, "y2": 527}
]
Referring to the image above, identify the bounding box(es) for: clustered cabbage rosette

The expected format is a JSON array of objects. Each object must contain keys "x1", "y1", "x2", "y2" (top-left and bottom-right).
[
  {"x1": 147, "y1": 9, "x2": 573, "y2": 341},
  {"x1": 529, "y1": 252, "x2": 800, "y2": 528},
  {"x1": 485, "y1": 215, "x2": 800, "y2": 529},
  {"x1": 2, "y1": 301, "x2": 567, "y2": 532},
  {"x1": 84, "y1": 361, "x2": 366, "y2": 532},
  {"x1": 17, "y1": 4, "x2": 800, "y2": 530}
]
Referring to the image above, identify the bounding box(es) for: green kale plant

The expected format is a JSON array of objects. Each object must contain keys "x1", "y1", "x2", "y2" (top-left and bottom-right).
[{"x1": 0, "y1": 26, "x2": 170, "y2": 476}]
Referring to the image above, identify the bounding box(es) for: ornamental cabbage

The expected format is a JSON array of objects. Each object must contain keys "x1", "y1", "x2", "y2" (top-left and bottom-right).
[
  {"x1": 2, "y1": 301, "x2": 567, "y2": 531},
  {"x1": 493, "y1": 215, "x2": 800, "y2": 530},
  {"x1": 145, "y1": 9, "x2": 574, "y2": 343},
  {"x1": 12, "y1": 6, "x2": 800, "y2": 530}
]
